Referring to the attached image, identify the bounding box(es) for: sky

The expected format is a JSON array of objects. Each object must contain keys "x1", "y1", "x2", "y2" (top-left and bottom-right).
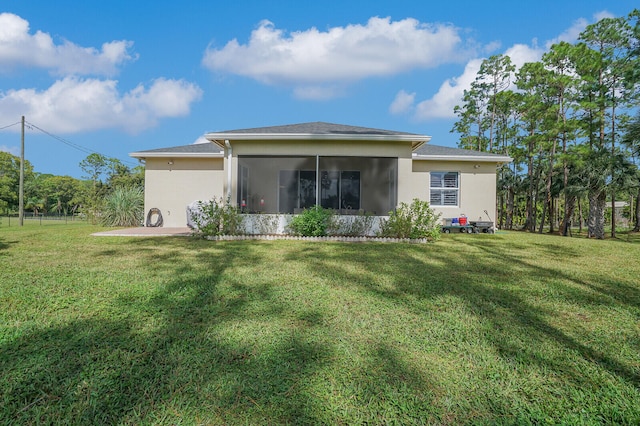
[{"x1": 0, "y1": 0, "x2": 637, "y2": 178}]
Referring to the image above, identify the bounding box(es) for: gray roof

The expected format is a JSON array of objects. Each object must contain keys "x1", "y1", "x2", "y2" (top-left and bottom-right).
[
  {"x1": 129, "y1": 142, "x2": 222, "y2": 158},
  {"x1": 135, "y1": 143, "x2": 222, "y2": 154},
  {"x1": 216, "y1": 121, "x2": 421, "y2": 136},
  {"x1": 415, "y1": 144, "x2": 508, "y2": 158},
  {"x1": 130, "y1": 123, "x2": 510, "y2": 163}
]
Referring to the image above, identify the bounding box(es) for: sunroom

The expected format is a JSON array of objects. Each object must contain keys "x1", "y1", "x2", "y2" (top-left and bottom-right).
[{"x1": 236, "y1": 156, "x2": 398, "y2": 215}]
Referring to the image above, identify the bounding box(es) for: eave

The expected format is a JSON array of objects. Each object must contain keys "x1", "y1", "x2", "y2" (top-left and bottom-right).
[
  {"x1": 129, "y1": 151, "x2": 224, "y2": 159},
  {"x1": 412, "y1": 153, "x2": 513, "y2": 163},
  {"x1": 206, "y1": 133, "x2": 431, "y2": 151}
]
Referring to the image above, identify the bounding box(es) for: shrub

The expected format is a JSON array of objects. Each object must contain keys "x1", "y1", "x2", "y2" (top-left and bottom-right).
[
  {"x1": 328, "y1": 211, "x2": 375, "y2": 236},
  {"x1": 379, "y1": 199, "x2": 441, "y2": 240},
  {"x1": 288, "y1": 206, "x2": 333, "y2": 237},
  {"x1": 100, "y1": 186, "x2": 144, "y2": 227},
  {"x1": 190, "y1": 197, "x2": 244, "y2": 237}
]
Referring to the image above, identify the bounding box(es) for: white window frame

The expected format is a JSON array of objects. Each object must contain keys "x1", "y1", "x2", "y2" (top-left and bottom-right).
[{"x1": 430, "y1": 172, "x2": 459, "y2": 207}]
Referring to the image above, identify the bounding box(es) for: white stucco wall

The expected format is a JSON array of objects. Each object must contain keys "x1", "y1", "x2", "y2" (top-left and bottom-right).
[
  {"x1": 410, "y1": 160, "x2": 499, "y2": 223},
  {"x1": 140, "y1": 142, "x2": 502, "y2": 228},
  {"x1": 143, "y1": 157, "x2": 224, "y2": 227}
]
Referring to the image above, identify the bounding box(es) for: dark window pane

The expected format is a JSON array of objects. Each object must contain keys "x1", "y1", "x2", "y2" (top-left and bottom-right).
[
  {"x1": 320, "y1": 171, "x2": 339, "y2": 209},
  {"x1": 299, "y1": 170, "x2": 316, "y2": 209},
  {"x1": 279, "y1": 170, "x2": 298, "y2": 214},
  {"x1": 341, "y1": 171, "x2": 360, "y2": 210}
]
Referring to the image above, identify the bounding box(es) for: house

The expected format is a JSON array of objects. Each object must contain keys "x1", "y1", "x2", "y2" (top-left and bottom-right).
[{"x1": 129, "y1": 122, "x2": 512, "y2": 229}]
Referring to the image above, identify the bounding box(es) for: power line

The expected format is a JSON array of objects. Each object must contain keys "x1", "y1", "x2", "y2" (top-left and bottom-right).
[
  {"x1": 0, "y1": 121, "x2": 21, "y2": 131},
  {"x1": 24, "y1": 120, "x2": 138, "y2": 167}
]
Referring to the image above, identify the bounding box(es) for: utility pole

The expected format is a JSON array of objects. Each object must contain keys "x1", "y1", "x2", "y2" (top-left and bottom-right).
[{"x1": 19, "y1": 115, "x2": 24, "y2": 226}]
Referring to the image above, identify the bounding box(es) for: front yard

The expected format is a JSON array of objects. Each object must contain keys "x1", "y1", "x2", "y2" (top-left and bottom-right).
[{"x1": 1, "y1": 224, "x2": 639, "y2": 424}]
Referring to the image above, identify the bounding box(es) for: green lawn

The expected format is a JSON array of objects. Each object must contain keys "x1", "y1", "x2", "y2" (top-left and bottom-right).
[{"x1": 1, "y1": 224, "x2": 639, "y2": 425}]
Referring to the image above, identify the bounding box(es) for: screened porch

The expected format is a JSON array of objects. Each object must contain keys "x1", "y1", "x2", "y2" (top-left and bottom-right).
[{"x1": 237, "y1": 156, "x2": 398, "y2": 215}]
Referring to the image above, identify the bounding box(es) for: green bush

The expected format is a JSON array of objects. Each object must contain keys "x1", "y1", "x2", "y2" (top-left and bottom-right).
[
  {"x1": 379, "y1": 199, "x2": 441, "y2": 240},
  {"x1": 328, "y1": 211, "x2": 375, "y2": 236},
  {"x1": 100, "y1": 186, "x2": 144, "y2": 227},
  {"x1": 190, "y1": 197, "x2": 244, "y2": 237},
  {"x1": 288, "y1": 206, "x2": 333, "y2": 237}
]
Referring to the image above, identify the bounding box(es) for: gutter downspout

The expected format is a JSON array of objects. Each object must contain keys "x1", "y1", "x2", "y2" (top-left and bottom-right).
[
  {"x1": 316, "y1": 155, "x2": 320, "y2": 208},
  {"x1": 225, "y1": 140, "x2": 232, "y2": 202}
]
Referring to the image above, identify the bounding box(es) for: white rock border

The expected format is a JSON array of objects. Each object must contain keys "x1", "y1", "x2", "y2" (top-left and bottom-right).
[{"x1": 203, "y1": 234, "x2": 431, "y2": 243}]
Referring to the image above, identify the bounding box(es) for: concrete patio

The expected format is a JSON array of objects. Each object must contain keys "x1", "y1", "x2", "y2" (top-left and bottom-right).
[{"x1": 92, "y1": 227, "x2": 192, "y2": 237}]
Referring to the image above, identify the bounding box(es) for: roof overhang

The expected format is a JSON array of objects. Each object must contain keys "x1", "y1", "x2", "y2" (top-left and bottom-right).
[
  {"x1": 129, "y1": 151, "x2": 224, "y2": 159},
  {"x1": 413, "y1": 153, "x2": 513, "y2": 163},
  {"x1": 206, "y1": 132, "x2": 431, "y2": 151}
]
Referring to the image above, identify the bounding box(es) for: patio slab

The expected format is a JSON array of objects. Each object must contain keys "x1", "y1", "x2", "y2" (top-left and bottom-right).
[{"x1": 92, "y1": 227, "x2": 192, "y2": 237}]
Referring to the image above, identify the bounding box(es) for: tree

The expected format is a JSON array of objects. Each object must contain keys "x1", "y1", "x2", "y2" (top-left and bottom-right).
[
  {"x1": 542, "y1": 42, "x2": 582, "y2": 235},
  {"x1": 515, "y1": 62, "x2": 549, "y2": 232},
  {"x1": 623, "y1": 113, "x2": 640, "y2": 231},
  {"x1": 452, "y1": 55, "x2": 515, "y2": 153},
  {"x1": 79, "y1": 153, "x2": 107, "y2": 188},
  {"x1": 579, "y1": 14, "x2": 638, "y2": 238},
  {"x1": 474, "y1": 55, "x2": 516, "y2": 152},
  {"x1": 0, "y1": 151, "x2": 34, "y2": 214}
]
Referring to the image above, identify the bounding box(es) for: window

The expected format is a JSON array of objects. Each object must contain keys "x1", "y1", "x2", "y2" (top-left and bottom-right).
[
  {"x1": 278, "y1": 170, "x2": 316, "y2": 213},
  {"x1": 320, "y1": 170, "x2": 360, "y2": 211},
  {"x1": 430, "y1": 172, "x2": 459, "y2": 206}
]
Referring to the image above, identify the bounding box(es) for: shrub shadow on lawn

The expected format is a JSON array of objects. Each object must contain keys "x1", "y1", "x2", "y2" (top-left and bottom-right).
[
  {"x1": 0, "y1": 239, "x2": 340, "y2": 424},
  {"x1": 2, "y1": 235, "x2": 639, "y2": 424},
  {"x1": 287, "y1": 239, "x2": 640, "y2": 401}
]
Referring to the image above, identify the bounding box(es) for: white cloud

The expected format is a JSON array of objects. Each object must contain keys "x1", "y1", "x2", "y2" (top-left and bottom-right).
[
  {"x1": 0, "y1": 145, "x2": 19, "y2": 156},
  {"x1": 389, "y1": 90, "x2": 416, "y2": 115},
  {"x1": 203, "y1": 17, "x2": 470, "y2": 99},
  {"x1": 193, "y1": 135, "x2": 209, "y2": 144},
  {"x1": 406, "y1": 12, "x2": 607, "y2": 122},
  {"x1": 412, "y1": 43, "x2": 545, "y2": 120},
  {"x1": 0, "y1": 12, "x2": 135, "y2": 75},
  {"x1": 413, "y1": 59, "x2": 483, "y2": 120},
  {"x1": 593, "y1": 11, "x2": 615, "y2": 22},
  {"x1": 503, "y1": 43, "x2": 545, "y2": 68},
  {"x1": 0, "y1": 77, "x2": 202, "y2": 134},
  {"x1": 545, "y1": 18, "x2": 588, "y2": 48}
]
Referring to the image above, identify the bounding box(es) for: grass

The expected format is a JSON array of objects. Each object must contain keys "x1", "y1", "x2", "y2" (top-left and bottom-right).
[{"x1": 1, "y1": 224, "x2": 639, "y2": 425}]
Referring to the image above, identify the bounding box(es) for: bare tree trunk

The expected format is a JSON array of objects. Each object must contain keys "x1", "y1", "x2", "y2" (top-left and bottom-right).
[
  {"x1": 548, "y1": 196, "x2": 555, "y2": 234},
  {"x1": 588, "y1": 190, "x2": 606, "y2": 239},
  {"x1": 539, "y1": 191, "x2": 547, "y2": 234},
  {"x1": 611, "y1": 196, "x2": 617, "y2": 238},
  {"x1": 506, "y1": 186, "x2": 514, "y2": 230},
  {"x1": 498, "y1": 193, "x2": 504, "y2": 229},
  {"x1": 633, "y1": 188, "x2": 640, "y2": 232},
  {"x1": 560, "y1": 196, "x2": 576, "y2": 236},
  {"x1": 545, "y1": 139, "x2": 556, "y2": 234},
  {"x1": 523, "y1": 134, "x2": 536, "y2": 232},
  {"x1": 578, "y1": 197, "x2": 584, "y2": 233}
]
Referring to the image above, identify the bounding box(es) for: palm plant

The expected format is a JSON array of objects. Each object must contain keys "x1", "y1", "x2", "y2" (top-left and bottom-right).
[{"x1": 100, "y1": 186, "x2": 144, "y2": 227}]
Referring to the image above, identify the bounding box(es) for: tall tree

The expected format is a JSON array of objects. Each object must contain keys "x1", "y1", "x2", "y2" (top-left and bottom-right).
[
  {"x1": 474, "y1": 55, "x2": 516, "y2": 152},
  {"x1": 623, "y1": 113, "x2": 640, "y2": 231},
  {"x1": 579, "y1": 14, "x2": 637, "y2": 238},
  {"x1": 542, "y1": 42, "x2": 582, "y2": 236},
  {"x1": 515, "y1": 62, "x2": 548, "y2": 232}
]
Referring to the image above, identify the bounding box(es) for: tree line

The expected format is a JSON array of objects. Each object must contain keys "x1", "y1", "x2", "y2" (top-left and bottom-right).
[
  {"x1": 0, "y1": 151, "x2": 143, "y2": 221},
  {"x1": 452, "y1": 9, "x2": 640, "y2": 239}
]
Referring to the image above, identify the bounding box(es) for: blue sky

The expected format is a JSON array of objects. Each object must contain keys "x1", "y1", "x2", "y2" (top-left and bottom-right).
[{"x1": 0, "y1": 0, "x2": 636, "y2": 178}]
